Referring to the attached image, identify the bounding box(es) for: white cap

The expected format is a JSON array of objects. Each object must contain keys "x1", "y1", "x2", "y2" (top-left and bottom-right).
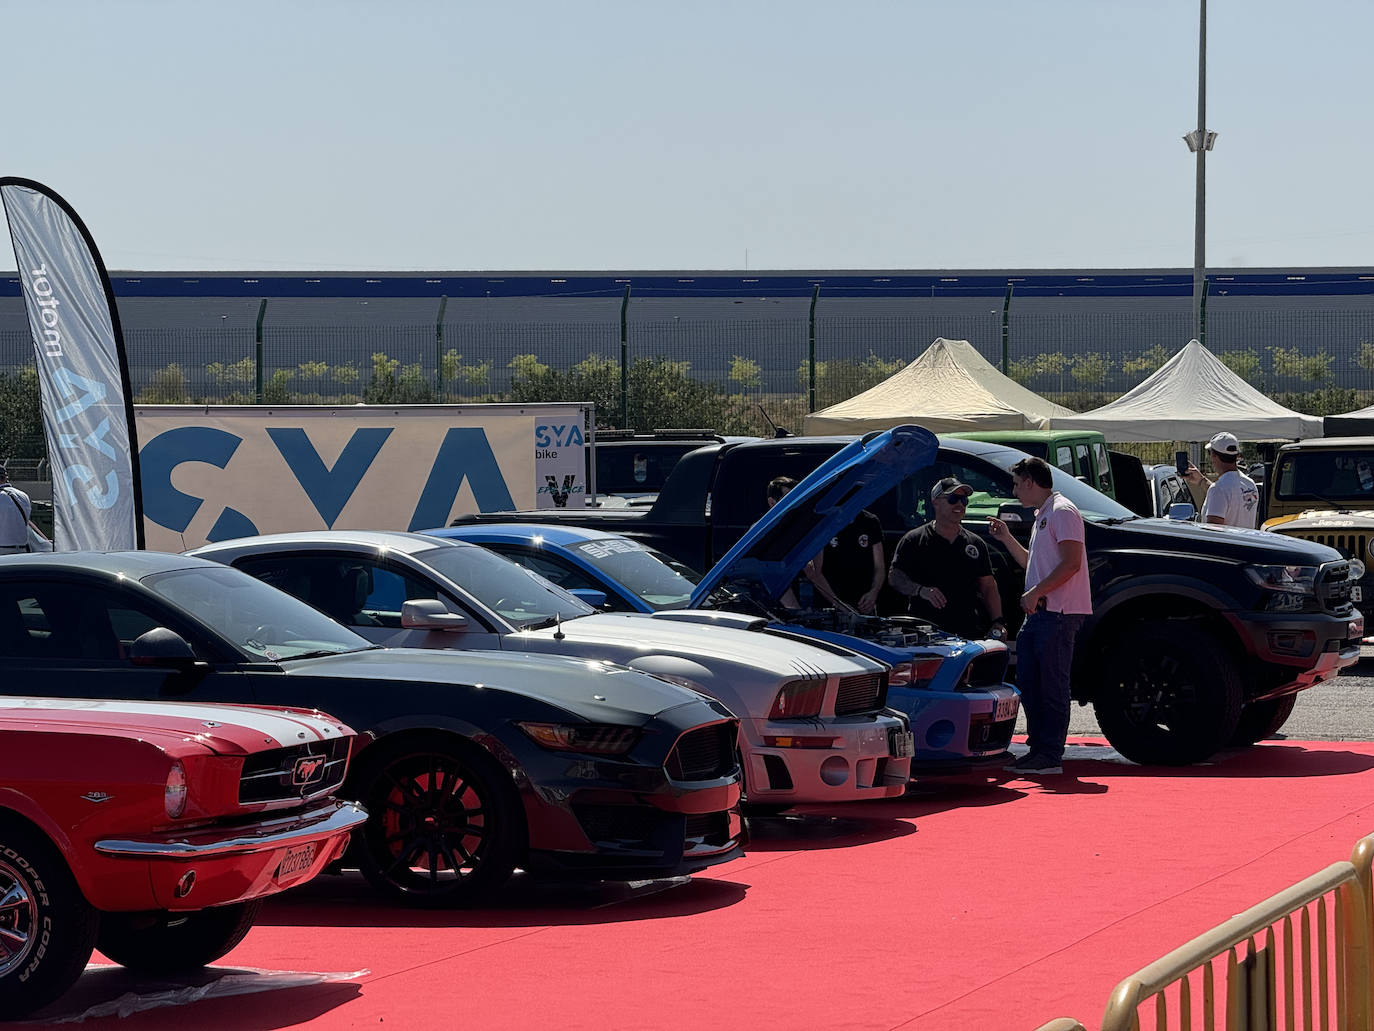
[{"x1": 1208, "y1": 431, "x2": 1241, "y2": 457}]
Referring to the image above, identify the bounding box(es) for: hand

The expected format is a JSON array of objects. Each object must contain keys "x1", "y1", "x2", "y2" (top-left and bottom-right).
[
  {"x1": 1020, "y1": 590, "x2": 1041, "y2": 615},
  {"x1": 920, "y1": 585, "x2": 948, "y2": 609},
  {"x1": 857, "y1": 590, "x2": 880, "y2": 615},
  {"x1": 1183, "y1": 464, "x2": 1203, "y2": 485},
  {"x1": 988, "y1": 517, "x2": 1011, "y2": 543}
]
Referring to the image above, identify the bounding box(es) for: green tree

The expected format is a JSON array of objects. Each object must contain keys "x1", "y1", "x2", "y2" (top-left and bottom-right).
[
  {"x1": 1217, "y1": 349, "x2": 1261, "y2": 381},
  {"x1": 1121, "y1": 345, "x2": 1171, "y2": 378},
  {"x1": 0, "y1": 366, "x2": 43, "y2": 461},
  {"x1": 1070, "y1": 352, "x2": 1112, "y2": 388},
  {"x1": 440, "y1": 349, "x2": 491, "y2": 389},
  {"x1": 364, "y1": 351, "x2": 434, "y2": 404},
  {"x1": 1008, "y1": 351, "x2": 1069, "y2": 386},
  {"x1": 728, "y1": 355, "x2": 762, "y2": 391},
  {"x1": 1358, "y1": 340, "x2": 1374, "y2": 372},
  {"x1": 137, "y1": 363, "x2": 190, "y2": 404},
  {"x1": 1269, "y1": 346, "x2": 1332, "y2": 383}
]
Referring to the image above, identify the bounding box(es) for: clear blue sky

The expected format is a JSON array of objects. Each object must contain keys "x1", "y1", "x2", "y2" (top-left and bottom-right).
[{"x1": 3, "y1": 0, "x2": 1370, "y2": 272}]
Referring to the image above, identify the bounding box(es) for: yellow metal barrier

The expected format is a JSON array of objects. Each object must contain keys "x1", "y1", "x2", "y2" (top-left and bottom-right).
[{"x1": 1032, "y1": 833, "x2": 1374, "y2": 1031}]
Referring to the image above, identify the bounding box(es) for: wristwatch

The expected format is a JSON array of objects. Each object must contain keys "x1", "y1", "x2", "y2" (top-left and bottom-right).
[{"x1": 988, "y1": 618, "x2": 1007, "y2": 641}]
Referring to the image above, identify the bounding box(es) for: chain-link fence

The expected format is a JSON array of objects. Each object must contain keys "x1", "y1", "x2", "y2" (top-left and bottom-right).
[{"x1": 4, "y1": 296, "x2": 1374, "y2": 464}]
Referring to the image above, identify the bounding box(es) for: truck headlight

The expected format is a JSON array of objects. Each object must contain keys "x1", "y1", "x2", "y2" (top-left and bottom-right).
[
  {"x1": 517, "y1": 722, "x2": 641, "y2": 755},
  {"x1": 1244, "y1": 564, "x2": 1318, "y2": 595}
]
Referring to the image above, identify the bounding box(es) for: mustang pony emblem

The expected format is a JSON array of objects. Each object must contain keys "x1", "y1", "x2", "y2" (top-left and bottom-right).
[{"x1": 292, "y1": 755, "x2": 328, "y2": 786}]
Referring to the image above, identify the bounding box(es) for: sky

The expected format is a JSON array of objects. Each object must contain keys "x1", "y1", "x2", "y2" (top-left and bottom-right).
[{"x1": 2, "y1": 0, "x2": 1371, "y2": 273}]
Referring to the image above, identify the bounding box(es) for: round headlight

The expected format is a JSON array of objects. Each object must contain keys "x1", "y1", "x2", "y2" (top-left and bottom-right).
[
  {"x1": 164, "y1": 761, "x2": 188, "y2": 819},
  {"x1": 1349, "y1": 559, "x2": 1366, "y2": 581}
]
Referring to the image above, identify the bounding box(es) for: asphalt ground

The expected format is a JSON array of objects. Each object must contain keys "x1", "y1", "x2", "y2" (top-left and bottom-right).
[{"x1": 1050, "y1": 652, "x2": 1374, "y2": 742}]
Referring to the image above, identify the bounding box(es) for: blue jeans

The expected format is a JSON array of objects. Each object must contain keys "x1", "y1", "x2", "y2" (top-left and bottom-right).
[{"x1": 1016, "y1": 611, "x2": 1086, "y2": 763}]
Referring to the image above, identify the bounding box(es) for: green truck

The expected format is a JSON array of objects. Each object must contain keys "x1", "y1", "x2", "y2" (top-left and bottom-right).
[{"x1": 947, "y1": 430, "x2": 1154, "y2": 517}]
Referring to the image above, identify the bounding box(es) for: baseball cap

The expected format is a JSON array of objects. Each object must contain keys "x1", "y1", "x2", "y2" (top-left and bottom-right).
[
  {"x1": 930, "y1": 476, "x2": 974, "y2": 502},
  {"x1": 1208, "y1": 431, "x2": 1241, "y2": 457}
]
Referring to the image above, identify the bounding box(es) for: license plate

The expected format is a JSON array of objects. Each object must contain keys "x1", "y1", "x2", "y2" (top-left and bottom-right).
[
  {"x1": 888, "y1": 728, "x2": 913, "y2": 758},
  {"x1": 276, "y1": 841, "x2": 317, "y2": 883},
  {"x1": 1353, "y1": 586, "x2": 1363, "y2": 603},
  {"x1": 994, "y1": 694, "x2": 1020, "y2": 722}
]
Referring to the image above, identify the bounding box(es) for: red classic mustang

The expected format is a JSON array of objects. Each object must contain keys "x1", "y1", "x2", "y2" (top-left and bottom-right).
[{"x1": 0, "y1": 696, "x2": 367, "y2": 1017}]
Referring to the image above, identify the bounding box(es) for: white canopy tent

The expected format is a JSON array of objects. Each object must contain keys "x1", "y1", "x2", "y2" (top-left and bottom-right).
[
  {"x1": 1050, "y1": 339, "x2": 1323, "y2": 442},
  {"x1": 802, "y1": 337, "x2": 1074, "y2": 435}
]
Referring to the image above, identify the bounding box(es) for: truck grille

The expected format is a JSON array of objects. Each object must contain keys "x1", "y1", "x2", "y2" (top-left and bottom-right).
[
  {"x1": 665, "y1": 721, "x2": 737, "y2": 781},
  {"x1": 1289, "y1": 531, "x2": 1370, "y2": 564},
  {"x1": 1317, "y1": 561, "x2": 1354, "y2": 614},
  {"x1": 238, "y1": 737, "x2": 349, "y2": 805},
  {"x1": 834, "y1": 672, "x2": 887, "y2": 715}
]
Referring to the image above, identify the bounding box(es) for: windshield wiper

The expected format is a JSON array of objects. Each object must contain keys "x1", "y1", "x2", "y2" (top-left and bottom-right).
[
  {"x1": 1097, "y1": 515, "x2": 1141, "y2": 525},
  {"x1": 524, "y1": 615, "x2": 578, "y2": 631},
  {"x1": 283, "y1": 646, "x2": 379, "y2": 660}
]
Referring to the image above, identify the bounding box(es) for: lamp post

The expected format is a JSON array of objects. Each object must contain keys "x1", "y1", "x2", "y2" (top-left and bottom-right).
[{"x1": 1182, "y1": 0, "x2": 1217, "y2": 346}]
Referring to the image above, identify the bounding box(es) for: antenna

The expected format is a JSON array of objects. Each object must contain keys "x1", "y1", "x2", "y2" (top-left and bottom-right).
[{"x1": 756, "y1": 404, "x2": 792, "y2": 438}]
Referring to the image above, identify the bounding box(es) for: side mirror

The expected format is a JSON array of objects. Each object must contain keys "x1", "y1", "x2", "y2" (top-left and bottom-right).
[
  {"x1": 130, "y1": 627, "x2": 204, "y2": 670},
  {"x1": 569, "y1": 588, "x2": 609, "y2": 608},
  {"x1": 996, "y1": 502, "x2": 1036, "y2": 527},
  {"x1": 400, "y1": 599, "x2": 469, "y2": 630},
  {"x1": 1167, "y1": 502, "x2": 1196, "y2": 521}
]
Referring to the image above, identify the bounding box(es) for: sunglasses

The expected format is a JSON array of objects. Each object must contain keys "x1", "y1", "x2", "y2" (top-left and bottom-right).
[{"x1": 943, "y1": 495, "x2": 969, "y2": 506}]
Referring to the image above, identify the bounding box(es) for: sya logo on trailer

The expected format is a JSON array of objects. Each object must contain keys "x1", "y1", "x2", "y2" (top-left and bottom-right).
[
  {"x1": 534, "y1": 422, "x2": 586, "y2": 508},
  {"x1": 133, "y1": 405, "x2": 591, "y2": 550}
]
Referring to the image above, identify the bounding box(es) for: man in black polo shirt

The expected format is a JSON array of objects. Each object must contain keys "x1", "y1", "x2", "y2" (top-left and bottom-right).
[{"x1": 888, "y1": 476, "x2": 1006, "y2": 640}]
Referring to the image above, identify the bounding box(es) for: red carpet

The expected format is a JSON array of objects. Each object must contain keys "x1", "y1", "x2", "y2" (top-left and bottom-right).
[{"x1": 21, "y1": 738, "x2": 1374, "y2": 1031}]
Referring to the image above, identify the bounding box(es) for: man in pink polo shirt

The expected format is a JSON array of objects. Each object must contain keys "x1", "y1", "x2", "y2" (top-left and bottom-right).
[{"x1": 989, "y1": 456, "x2": 1093, "y2": 776}]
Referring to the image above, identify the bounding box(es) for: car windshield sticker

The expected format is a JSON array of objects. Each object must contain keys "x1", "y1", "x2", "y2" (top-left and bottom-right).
[{"x1": 576, "y1": 539, "x2": 646, "y2": 559}]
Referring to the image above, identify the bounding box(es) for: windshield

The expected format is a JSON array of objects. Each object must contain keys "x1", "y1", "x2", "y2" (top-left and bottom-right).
[
  {"x1": 415, "y1": 544, "x2": 595, "y2": 628},
  {"x1": 143, "y1": 565, "x2": 374, "y2": 660},
  {"x1": 571, "y1": 538, "x2": 700, "y2": 610},
  {"x1": 924, "y1": 444, "x2": 1137, "y2": 523},
  {"x1": 1275, "y1": 450, "x2": 1374, "y2": 503}
]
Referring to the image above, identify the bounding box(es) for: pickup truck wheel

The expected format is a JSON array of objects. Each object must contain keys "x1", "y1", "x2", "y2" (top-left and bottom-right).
[
  {"x1": 0, "y1": 824, "x2": 98, "y2": 1018},
  {"x1": 355, "y1": 736, "x2": 524, "y2": 907},
  {"x1": 1229, "y1": 695, "x2": 1299, "y2": 747},
  {"x1": 1092, "y1": 624, "x2": 1243, "y2": 765},
  {"x1": 96, "y1": 900, "x2": 261, "y2": 972}
]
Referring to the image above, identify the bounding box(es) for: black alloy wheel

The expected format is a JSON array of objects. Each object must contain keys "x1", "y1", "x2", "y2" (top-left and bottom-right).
[
  {"x1": 355, "y1": 736, "x2": 523, "y2": 907},
  {"x1": 0, "y1": 823, "x2": 98, "y2": 1017},
  {"x1": 1092, "y1": 623, "x2": 1243, "y2": 766}
]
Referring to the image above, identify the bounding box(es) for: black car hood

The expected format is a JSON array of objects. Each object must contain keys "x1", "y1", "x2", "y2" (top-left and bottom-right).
[
  {"x1": 1105, "y1": 515, "x2": 1343, "y2": 564},
  {"x1": 281, "y1": 647, "x2": 720, "y2": 724}
]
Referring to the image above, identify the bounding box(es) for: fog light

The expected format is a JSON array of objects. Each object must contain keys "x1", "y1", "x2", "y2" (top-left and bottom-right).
[
  {"x1": 818, "y1": 755, "x2": 849, "y2": 786},
  {"x1": 174, "y1": 870, "x2": 196, "y2": 899},
  {"x1": 925, "y1": 719, "x2": 957, "y2": 750}
]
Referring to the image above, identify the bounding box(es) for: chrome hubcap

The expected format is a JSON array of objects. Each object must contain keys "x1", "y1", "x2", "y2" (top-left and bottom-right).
[{"x1": 0, "y1": 858, "x2": 38, "y2": 978}]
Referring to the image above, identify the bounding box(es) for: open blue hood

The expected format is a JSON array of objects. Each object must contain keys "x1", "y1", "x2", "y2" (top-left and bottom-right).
[{"x1": 688, "y1": 424, "x2": 938, "y2": 608}]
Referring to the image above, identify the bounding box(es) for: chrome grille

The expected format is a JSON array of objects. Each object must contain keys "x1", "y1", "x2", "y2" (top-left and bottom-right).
[
  {"x1": 239, "y1": 738, "x2": 349, "y2": 804},
  {"x1": 666, "y1": 722, "x2": 736, "y2": 781},
  {"x1": 834, "y1": 672, "x2": 886, "y2": 716}
]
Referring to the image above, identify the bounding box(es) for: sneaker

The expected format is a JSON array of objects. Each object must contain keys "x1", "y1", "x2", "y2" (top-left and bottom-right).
[
  {"x1": 1017, "y1": 758, "x2": 1063, "y2": 776},
  {"x1": 1003, "y1": 752, "x2": 1042, "y2": 771}
]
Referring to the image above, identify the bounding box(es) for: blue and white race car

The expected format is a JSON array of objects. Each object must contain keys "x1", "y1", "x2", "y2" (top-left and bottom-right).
[{"x1": 434, "y1": 425, "x2": 1020, "y2": 773}]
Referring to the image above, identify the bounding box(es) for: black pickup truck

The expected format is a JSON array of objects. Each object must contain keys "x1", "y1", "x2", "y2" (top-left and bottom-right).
[{"x1": 453, "y1": 434, "x2": 1362, "y2": 766}]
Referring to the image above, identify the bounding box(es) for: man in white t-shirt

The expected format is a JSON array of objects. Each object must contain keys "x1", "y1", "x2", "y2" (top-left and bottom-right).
[
  {"x1": 989, "y1": 456, "x2": 1092, "y2": 776},
  {"x1": 1199, "y1": 431, "x2": 1259, "y2": 528}
]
